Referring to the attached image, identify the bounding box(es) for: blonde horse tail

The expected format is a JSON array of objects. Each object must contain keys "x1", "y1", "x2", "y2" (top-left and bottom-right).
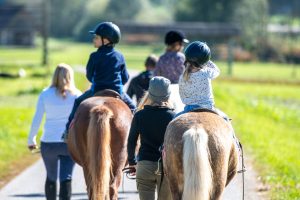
[
  {"x1": 87, "y1": 106, "x2": 113, "y2": 200},
  {"x1": 182, "y1": 126, "x2": 212, "y2": 200}
]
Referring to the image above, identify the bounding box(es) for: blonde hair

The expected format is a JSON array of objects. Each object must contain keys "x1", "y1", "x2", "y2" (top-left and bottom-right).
[
  {"x1": 183, "y1": 62, "x2": 193, "y2": 81},
  {"x1": 51, "y1": 63, "x2": 76, "y2": 98},
  {"x1": 183, "y1": 62, "x2": 204, "y2": 81},
  {"x1": 137, "y1": 92, "x2": 173, "y2": 111}
]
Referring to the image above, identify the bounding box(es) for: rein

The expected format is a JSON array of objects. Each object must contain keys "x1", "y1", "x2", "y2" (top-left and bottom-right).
[
  {"x1": 237, "y1": 142, "x2": 246, "y2": 200},
  {"x1": 122, "y1": 167, "x2": 136, "y2": 180}
]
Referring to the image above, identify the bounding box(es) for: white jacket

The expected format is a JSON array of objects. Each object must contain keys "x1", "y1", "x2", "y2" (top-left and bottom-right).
[{"x1": 27, "y1": 87, "x2": 81, "y2": 145}]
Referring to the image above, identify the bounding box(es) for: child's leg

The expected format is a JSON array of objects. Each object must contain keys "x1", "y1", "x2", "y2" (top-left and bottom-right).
[
  {"x1": 65, "y1": 90, "x2": 93, "y2": 131},
  {"x1": 120, "y1": 93, "x2": 136, "y2": 113}
]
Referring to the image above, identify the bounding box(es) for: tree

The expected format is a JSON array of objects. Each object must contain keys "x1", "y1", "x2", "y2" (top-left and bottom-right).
[
  {"x1": 50, "y1": 0, "x2": 86, "y2": 38},
  {"x1": 175, "y1": 0, "x2": 240, "y2": 22},
  {"x1": 104, "y1": 0, "x2": 141, "y2": 21},
  {"x1": 233, "y1": 0, "x2": 269, "y2": 50}
]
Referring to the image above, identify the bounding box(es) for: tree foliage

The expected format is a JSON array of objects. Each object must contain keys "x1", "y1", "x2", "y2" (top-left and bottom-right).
[
  {"x1": 233, "y1": 0, "x2": 269, "y2": 50},
  {"x1": 175, "y1": 0, "x2": 240, "y2": 22},
  {"x1": 50, "y1": 0, "x2": 86, "y2": 37},
  {"x1": 104, "y1": 0, "x2": 141, "y2": 21}
]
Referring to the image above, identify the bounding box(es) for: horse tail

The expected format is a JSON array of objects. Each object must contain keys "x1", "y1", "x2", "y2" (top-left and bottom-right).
[
  {"x1": 87, "y1": 106, "x2": 113, "y2": 200},
  {"x1": 182, "y1": 126, "x2": 212, "y2": 200}
]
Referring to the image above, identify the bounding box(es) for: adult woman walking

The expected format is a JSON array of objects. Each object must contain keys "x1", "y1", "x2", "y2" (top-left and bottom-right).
[
  {"x1": 127, "y1": 76, "x2": 175, "y2": 200},
  {"x1": 27, "y1": 63, "x2": 81, "y2": 200}
]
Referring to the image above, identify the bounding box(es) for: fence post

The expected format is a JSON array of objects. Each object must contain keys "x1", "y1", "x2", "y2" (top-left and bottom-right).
[
  {"x1": 227, "y1": 39, "x2": 234, "y2": 76},
  {"x1": 42, "y1": 0, "x2": 50, "y2": 66}
]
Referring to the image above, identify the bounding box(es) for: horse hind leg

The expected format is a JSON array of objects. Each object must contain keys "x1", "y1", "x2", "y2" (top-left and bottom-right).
[
  {"x1": 166, "y1": 174, "x2": 183, "y2": 200},
  {"x1": 226, "y1": 143, "x2": 239, "y2": 186},
  {"x1": 109, "y1": 173, "x2": 122, "y2": 200},
  {"x1": 211, "y1": 144, "x2": 238, "y2": 200}
]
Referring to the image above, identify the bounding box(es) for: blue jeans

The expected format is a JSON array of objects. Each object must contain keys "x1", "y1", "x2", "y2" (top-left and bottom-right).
[
  {"x1": 65, "y1": 89, "x2": 136, "y2": 130},
  {"x1": 41, "y1": 142, "x2": 75, "y2": 182}
]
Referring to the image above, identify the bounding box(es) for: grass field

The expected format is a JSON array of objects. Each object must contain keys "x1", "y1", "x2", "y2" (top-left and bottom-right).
[
  {"x1": 0, "y1": 39, "x2": 299, "y2": 199},
  {"x1": 214, "y1": 81, "x2": 300, "y2": 199}
]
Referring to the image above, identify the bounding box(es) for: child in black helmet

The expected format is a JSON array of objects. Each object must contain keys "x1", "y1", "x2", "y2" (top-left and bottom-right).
[
  {"x1": 63, "y1": 22, "x2": 135, "y2": 138},
  {"x1": 154, "y1": 30, "x2": 189, "y2": 84}
]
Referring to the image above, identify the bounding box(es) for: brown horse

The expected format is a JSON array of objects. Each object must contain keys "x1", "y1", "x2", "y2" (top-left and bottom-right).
[
  {"x1": 67, "y1": 93, "x2": 132, "y2": 200},
  {"x1": 163, "y1": 111, "x2": 239, "y2": 200}
]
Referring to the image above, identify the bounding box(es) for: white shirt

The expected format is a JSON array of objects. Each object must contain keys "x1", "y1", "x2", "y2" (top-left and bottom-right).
[
  {"x1": 27, "y1": 87, "x2": 81, "y2": 145},
  {"x1": 179, "y1": 61, "x2": 220, "y2": 109}
]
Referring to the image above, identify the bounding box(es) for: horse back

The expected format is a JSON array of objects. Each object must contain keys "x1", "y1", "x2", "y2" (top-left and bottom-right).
[{"x1": 68, "y1": 96, "x2": 132, "y2": 166}]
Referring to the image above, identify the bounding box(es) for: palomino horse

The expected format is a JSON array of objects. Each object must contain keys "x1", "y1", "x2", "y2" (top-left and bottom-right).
[
  {"x1": 67, "y1": 91, "x2": 132, "y2": 200},
  {"x1": 163, "y1": 110, "x2": 239, "y2": 200}
]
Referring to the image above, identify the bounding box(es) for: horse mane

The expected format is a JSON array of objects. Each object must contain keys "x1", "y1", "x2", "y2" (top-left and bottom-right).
[{"x1": 87, "y1": 106, "x2": 113, "y2": 200}]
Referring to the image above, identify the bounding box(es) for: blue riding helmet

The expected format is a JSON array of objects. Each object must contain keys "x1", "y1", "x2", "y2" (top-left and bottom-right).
[
  {"x1": 184, "y1": 41, "x2": 211, "y2": 66},
  {"x1": 89, "y1": 22, "x2": 121, "y2": 44}
]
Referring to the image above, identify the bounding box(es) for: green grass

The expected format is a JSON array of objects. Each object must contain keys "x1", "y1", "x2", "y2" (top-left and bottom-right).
[
  {"x1": 0, "y1": 39, "x2": 300, "y2": 198},
  {"x1": 214, "y1": 81, "x2": 300, "y2": 199},
  {"x1": 216, "y1": 61, "x2": 300, "y2": 82},
  {"x1": 0, "y1": 38, "x2": 162, "y2": 71}
]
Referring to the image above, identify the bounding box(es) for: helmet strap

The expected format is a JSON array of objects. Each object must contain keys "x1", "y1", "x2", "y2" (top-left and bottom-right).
[{"x1": 101, "y1": 36, "x2": 114, "y2": 47}]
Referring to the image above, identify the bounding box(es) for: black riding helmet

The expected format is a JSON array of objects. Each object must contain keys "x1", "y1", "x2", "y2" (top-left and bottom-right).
[
  {"x1": 165, "y1": 30, "x2": 189, "y2": 45},
  {"x1": 184, "y1": 41, "x2": 211, "y2": 67},
  {"x1": 89, "y1": 22, "x2": 121, "y2": 44}
]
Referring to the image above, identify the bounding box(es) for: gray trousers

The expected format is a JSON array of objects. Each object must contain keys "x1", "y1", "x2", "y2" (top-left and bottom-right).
[{"x1": 136, "y1": 160, "x2": 172, "y2": 200}]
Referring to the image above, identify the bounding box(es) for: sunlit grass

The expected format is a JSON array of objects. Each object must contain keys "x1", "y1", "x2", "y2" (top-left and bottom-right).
[{"x1": 214, "y1": 81, "x2": 300, "y2": 199}]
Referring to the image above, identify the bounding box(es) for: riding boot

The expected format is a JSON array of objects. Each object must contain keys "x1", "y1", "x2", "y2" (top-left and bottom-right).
[
  {"x1": 45, "y1": 178, "x2": 57, "y2": 200},
  {"x1": 59, "y1": 180, "x2": 72, "y2": 200}
]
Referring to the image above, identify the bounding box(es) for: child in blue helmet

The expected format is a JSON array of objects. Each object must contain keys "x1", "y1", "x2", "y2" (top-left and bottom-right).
[
  {"x1": 176, "y1": 41, "x2": 229, "y2": 120},
  {"x1": 63, "y1": 22, "x2": 135, "y2": 137}
]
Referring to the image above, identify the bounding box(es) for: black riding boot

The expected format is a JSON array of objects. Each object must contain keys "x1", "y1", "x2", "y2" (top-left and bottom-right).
[
  {"x1": 59, "y1": 180, "x2": 72, "y2": 200},
  {"x1": 45, "y1": 178, "x2": 57, "y2": 200}
]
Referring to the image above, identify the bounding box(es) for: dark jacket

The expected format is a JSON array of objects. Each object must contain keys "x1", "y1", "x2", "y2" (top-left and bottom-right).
[
  {"x1": 127, "y1": 105, "x2": 175, "y2": 165},
  {"x1": 126, "y1": 70, "x2": 153, "y2": 103},
  {"x1": 86, "y1": 45, "x2": 129, "y2": 94}
]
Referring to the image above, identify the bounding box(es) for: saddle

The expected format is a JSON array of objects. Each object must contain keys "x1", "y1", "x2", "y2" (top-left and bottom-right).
[
  {"x1": 190, "y1": 108, "x2": 232, "y2": 121},
  {"x1": 189, "y1": 108, "x2": 219, "y2": 115},
  {"x1": 93, "y1": 89, "x2": 121, "y2": 99}
]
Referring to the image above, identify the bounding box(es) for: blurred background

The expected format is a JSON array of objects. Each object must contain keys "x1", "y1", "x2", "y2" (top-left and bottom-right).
[
  {"x1": 0, "y1": 0, "x2": 299, "y2": 199},
  {"x1": 2, "y1": 0, "x2": 300, "y2": 64}
]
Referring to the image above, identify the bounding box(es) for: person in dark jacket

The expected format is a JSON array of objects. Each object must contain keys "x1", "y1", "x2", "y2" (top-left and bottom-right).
[
  {"x1": 63, "y1": 22, "x2": 135, "y2": 137},
  {"x1": 126, "y1": 54, "x2": 158, "y2": 104},
  {"x1": 127, "y1": 76, "x2": 175, "y2": 200}
]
